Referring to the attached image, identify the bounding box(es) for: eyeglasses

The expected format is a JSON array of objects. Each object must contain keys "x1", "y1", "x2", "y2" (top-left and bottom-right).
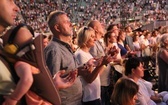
[{"x1": 83, "y1": 27, "x2": 89, "y2": 35}]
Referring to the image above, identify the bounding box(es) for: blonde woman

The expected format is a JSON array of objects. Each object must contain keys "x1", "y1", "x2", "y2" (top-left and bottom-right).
[{"x1": 74, "y1": 26, "x2": 111, "y2": 105}]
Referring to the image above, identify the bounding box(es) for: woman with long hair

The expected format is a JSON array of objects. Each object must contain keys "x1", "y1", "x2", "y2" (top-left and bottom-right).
[{"x1": 111, "y1": 77, "x2": 139, "y2": 105}]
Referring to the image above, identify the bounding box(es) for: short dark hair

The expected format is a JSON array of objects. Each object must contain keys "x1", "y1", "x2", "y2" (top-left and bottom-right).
[
  {"x1": 125, "y1": 57, "x2": 141, "y2": 76},
  {"x1": 107, "y1": 24, "x2": 117, "y2": 31},
  {"x1": 47, "y1": 10, "x2": 66, "y2": 30},
  {"x1": 87, "y1": 20, "x2": 97, "y2": 28}
]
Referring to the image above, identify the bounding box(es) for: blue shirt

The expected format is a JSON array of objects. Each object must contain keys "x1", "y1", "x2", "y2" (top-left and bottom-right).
[{"x1": 118, "y1": 43, "x2": 127, "y2": 56}]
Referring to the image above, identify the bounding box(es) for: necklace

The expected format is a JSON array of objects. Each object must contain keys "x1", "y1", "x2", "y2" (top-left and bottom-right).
[
  {"x1": 0, "y1": 26, "x2": 12, "y2": 37},
  {"x1": 0, "y1": 30, "x2": 5, "y2": 37}
]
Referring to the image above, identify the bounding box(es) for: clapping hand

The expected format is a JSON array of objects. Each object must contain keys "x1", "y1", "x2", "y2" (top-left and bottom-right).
[
  {"x1": 53, "y1": 70, "x2": 77, "y2": 90},
  {"x1": 108, "y1": 46, "x2": 119, "y2": 56}
]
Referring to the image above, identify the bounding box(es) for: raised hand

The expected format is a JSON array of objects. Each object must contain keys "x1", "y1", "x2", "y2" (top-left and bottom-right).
[
  {"x1": 93, "y1": 55, "x2": 113, "y2": 67},
  {"x1": 108, "y1": 46, "x2": 119, "y2": 57}
]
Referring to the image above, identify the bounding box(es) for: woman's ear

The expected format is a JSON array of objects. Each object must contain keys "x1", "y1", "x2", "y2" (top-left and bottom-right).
[{"x1": 131, "y1": 68, "x2": 135, "y2": 74}]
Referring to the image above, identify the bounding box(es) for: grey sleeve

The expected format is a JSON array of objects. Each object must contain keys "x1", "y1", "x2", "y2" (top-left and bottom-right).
[
  {"x1": 44, "y1": 47, "x2": 61, "y2": 77},
  {"x1": 89, "y1": 46, "x2": 97, "y2": 58}
]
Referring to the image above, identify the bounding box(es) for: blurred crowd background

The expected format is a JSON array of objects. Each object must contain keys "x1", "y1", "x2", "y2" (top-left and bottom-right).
[{"x1": 15, "y1": 0, "x2": 168, "y2": 34}]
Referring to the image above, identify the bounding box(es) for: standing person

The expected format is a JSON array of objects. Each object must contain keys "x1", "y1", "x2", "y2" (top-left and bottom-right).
[
  {"x1": 44, "y1": 10, "x2": 83, "y2": 105},
  {"x1": 74, "y1": 26, "x2": 112, "y2": 105},
  {"x1": 125, "y1": 26, "x2": 135, "y2": 51},
  {"x1": 117, "y1": 30, "x2": 128, "y2": 57},
  {"x1": 140, "y1": 32, "x2": 151, "y2": 57},
  {"x1": 107, "y1": 24, "x2": 119, "y2": 37},
  {"x1": 133, "y1": 35, "x2": 141, "y2": 57},
  {"x1": 111, "y1": 77, "x2": 139, "y2": 105},
  {"x1": 104, "y1": 31, "x2": 120, "y2": 59},
  {"x1": 150, "y1": 30, "x2": 159, "y2": 56},
  {"x1": 125, "y1": 57, "x2": 167, "y2": 105},
  {"x1": 0, "y1": 1, "x2": 76, "y2": 104},
  {"x1": 0, "y1": 0, "x2": 19, "y2": 33},
  {"x1": 88, "y1": 20, "x2": 112, "y2": 105},
  {"x1": 103, "y1": 31, "x2": 123, "y2": 73},
  {"x1": 1, "y1": 24, "x2": 77, "y2": 105},
  {"x1": 158, "y1": 34, "x2": 168, "y2": 92},
  {"x1": 0, "y1": 1, "x2": 21, "y2": 104},
  {"x1": 88, "y1": 20, "x2": 106, "y2": 58}
]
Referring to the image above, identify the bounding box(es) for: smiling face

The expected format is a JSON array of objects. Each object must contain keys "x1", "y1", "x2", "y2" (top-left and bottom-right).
[
  {"x1": 109, "y1": 32, "x2": 117, "y2": 43},
  {"x1": 86, "y1": 31, "x2": 96, "y2": 48},
  {"x1": 77, "y1": 27, "x2": 96, "y2": 48},
  {"x1": 0, "y1": 0, "x2": 19, "y2": 29}
]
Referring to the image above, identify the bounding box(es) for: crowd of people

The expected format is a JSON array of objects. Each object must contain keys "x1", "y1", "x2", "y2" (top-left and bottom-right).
[
  {"x1": 15, "y1": 0, "x2": 167, "y2": 33},
  {"x1": 0, "y1": 0, "x2": 168, "y2": 105}
]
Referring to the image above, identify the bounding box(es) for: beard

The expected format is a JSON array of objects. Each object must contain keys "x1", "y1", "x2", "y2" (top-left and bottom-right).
[{"x1": 63, "y1": 30, "x2": 73, "y2": 36}]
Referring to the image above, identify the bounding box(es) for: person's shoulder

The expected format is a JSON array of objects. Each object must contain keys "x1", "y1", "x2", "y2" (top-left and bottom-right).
[
  {"x1": 46, "y1": 40, "x2": 58, "y2": 48},
  {"x1": 137, "y1": 79, "x2": 147, "y2": 86},
  {"x1": 90, "y1": 42, "x2": 98, "y2": 50},
  {"x1": 74, "y1": 49, "x2": 83, "y2": 56},
  {"x1": 94, "y1": 41, "x2": 99, "y2": 45},
  {"x1": 44, "y1": 41, "x2": 58, "y2": 52},
  {"x1": 16, "y1": 27, "x2": 33, "y2": 40}
]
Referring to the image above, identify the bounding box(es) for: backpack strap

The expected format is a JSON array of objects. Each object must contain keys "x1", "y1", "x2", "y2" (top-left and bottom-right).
[{"x1": 1, "y1": 35, "x2": 61, "y2": 105}]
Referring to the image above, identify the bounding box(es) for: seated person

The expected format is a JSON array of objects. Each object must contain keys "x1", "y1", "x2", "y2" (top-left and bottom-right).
[
  {"x1": 125, "y1": 57, "x2": 167, "y2": 105},
  {"x1": 111, "y1": 77, "x2": 139, "y2": 105}
]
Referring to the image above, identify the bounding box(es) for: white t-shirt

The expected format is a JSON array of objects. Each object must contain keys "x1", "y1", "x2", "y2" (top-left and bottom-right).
[
  {"x1": 137, "y1": 79, "x2": 167, "y2": 105},
  {"x1": 112, "y1": 43, "x2": 124, "y2": 73},
  {"x1": 141, "y1": 39, "x2": 151, "y2": 56},
  {"x1": 133, "y1": 41, "x2": 141, "y2": 57},
  {"x1": 74, "y1": 49, "x2": 101, "y2": 102}
]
